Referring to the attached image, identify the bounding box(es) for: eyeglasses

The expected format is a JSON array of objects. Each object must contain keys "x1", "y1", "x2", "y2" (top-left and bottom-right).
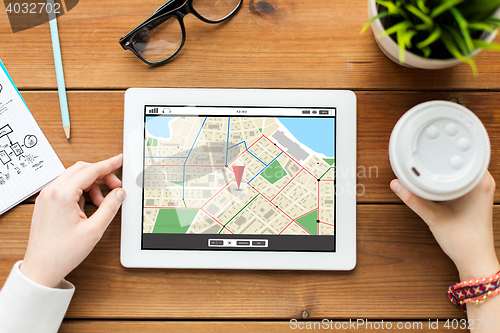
[{"x1": 119, "y1": 0, "x2": 242, "y2": 65}]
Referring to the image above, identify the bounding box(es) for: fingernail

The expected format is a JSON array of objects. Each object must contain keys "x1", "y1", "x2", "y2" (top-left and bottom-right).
[
  {"x1": 391, "y1": 180, "x2": 401, "y2": 195},
  {"x1": 117, "y1": 189, "x2": 126, "y2": 201}
]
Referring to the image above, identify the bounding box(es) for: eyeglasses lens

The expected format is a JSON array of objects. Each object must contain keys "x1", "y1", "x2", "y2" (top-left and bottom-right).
[
  {"x1": 192, "y1": 0, "x2": 241, "y2": 21},
  {"x1": 131, "y1": 16, "x2": 183, "y2": 63}
]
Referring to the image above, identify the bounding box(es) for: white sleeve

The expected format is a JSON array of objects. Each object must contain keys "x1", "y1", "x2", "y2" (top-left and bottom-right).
[{"x1": 0, "y1": 261, "x2": 75, "y2": 333}]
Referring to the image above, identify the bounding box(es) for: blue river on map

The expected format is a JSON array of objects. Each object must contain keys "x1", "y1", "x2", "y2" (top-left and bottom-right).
[
  {"x1": 277, "y1": 117, "x2": 335, "y2": 157},
  {"x1": 146, "y1": 116, "x2": 174, "y2": 139},
  {"x1": 145, "y1": 116, "x2": 335, "y2": 157}
]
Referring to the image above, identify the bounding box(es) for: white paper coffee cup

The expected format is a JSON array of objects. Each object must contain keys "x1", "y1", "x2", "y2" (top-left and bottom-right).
[{"x1": 389, "y1": 101, "x2": 490, "y2": 201}]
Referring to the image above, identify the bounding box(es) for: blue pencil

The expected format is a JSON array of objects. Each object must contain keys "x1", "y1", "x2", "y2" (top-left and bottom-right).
[{"x1": 48, "y1": 0, "x2": 70, "y2": 142}]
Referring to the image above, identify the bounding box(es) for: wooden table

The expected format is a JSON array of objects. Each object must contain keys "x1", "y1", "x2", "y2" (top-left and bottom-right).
[{"x1": 1, "y1": 0, "x2": 499, "y2": 331}]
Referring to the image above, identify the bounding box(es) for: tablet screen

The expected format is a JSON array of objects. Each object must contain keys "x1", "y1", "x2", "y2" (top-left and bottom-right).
[{"x1": 141, "y1": 106, "x2": 335, "y2": 252}]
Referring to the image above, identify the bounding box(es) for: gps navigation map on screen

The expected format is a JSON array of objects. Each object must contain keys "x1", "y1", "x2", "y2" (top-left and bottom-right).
[{"x1": 142, "y1": 107, "x2": 336, "y2": 251}]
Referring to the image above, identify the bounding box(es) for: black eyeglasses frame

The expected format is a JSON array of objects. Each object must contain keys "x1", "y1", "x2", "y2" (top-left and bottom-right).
[{"x1": 119, "y1": 0, "x2": 242, "y2": 65}]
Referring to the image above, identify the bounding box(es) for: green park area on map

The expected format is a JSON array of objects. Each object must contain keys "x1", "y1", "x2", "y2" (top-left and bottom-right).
[
  {"x1": 153, "y1": 209, "x2": 199, "y2": 234},
  {"x1": 295, "y1": 210, "x2": 319, "y2": 235},
  {"x1": 260, "y1": 160, "x2": 287, "y2": 184}
]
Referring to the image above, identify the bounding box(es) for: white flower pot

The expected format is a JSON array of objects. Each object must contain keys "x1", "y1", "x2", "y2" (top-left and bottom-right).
[{"x1": 367, "y1": 0, "x2": 500, "y2": 69}]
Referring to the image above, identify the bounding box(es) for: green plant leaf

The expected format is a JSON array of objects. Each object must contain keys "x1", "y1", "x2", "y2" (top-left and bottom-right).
[
  {"x1": 414, "y1": 23, "x2": 428, "y2": 30},
  {"x1": 441, "y1": 31, "x2": 466, "y2": 60},
  {"x1": 485, "y1": 17, "x2": 500, "y2": 26},
  {"x1": 421, "y1": 46, "x2": 432, "y2": 57},
  {"x1": 473, "y1": 39, "x2": 500, "y2": 50},
  {"x1": 376, "y1": 0, "x2": 405, "y2": 16},
  {"x1": 402, "y1": 29, "x2": 417, "y2": 48},
  {"x1": 430, "y1": 0, "x2": 464, "y2": 18},
  {"x1": 450, "y1": 7, "x2": 475, "y2": 54},
  {"x1": 457, "y1": 0, "x2": 500, "y2": 21},
  {"x1": 416, "y1": 26, "x2": 442, "y2": 48},
  {"x1": 375, "y1": 20, "x2": 413, "y2": 39},
  {"x1": 406, "y1": 4, "x2": 434, "y2": 29},
  {"x1": 442, "y1": 30, "x2": 478, "y2": 75},
  {"x1": 445, "y1": 26, "x2": 471, "y2": 56},
  {"x1": 417, "y1": 0, "x2": 429, "y2": 14},
  {"x1": 360, "y1": 11, "x2": 391, "y2": 34},
  {"x1": 468, "y1": 22, "x2": 495, "y2": 32},
  {"x1": 397, "y1": 28, "x2": 406, "y2": 63},
  {"x1": 469, "y1": 59, "x2": 478, "y2": 75}
]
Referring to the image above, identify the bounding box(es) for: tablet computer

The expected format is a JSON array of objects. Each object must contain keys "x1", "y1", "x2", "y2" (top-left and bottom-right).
[{"x1": 121, "y1": 88, "x2": 356, "y2": 270}]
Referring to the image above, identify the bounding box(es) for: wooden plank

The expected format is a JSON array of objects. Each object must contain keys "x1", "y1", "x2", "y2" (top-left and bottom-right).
[
  {"x1": 19, "y1": 90, "x2": 500, "y2": 204},
  {"x1": 59, "y1": 320, "x2": 468, "y2": 332},
  {"x1": 1, "y1": 0, "x2": 500, "y2": 91},
  {"x1": 24, "y1": 91, "x2": 124, "y2": 165},
  {"x1": 1, "y1": 204, "x2": 498, "y2": 319},
  {"x1": 355, "y1": 91, "x2": 500, "y2": 203},
  {"x1": 19, "y1": 91, "x2": 124, "y2": 203}
]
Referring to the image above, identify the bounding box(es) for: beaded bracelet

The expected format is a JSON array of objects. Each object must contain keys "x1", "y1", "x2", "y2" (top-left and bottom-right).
[
  {"x1": 447, "y1": 270, "x2": 500, "y2": 312},
  {"x1": 461, "y1": 288, "x2": 500, "y2": 306}
]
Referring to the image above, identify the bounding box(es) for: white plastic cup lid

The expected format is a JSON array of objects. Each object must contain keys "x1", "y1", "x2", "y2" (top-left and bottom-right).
[{"x1": 389, "y1": 101, "x2": 490, "y2": 201}]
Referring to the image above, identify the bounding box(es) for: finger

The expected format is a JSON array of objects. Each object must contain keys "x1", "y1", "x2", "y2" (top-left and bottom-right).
[
  {"x1": 52, "y1": 154, "x2": 121, "y2": 187},
  {"x1": 102, "y1": 172, "x2": 122, "y2": 190},
  {"x1": 49, "y1": 161, "x2": 91, "y2": 187},
  {"x1": 390, "y1": 179, "x2": 438, "y2": 222},
  {"x1": 78, "y1": 195, "x2": 85, "y2": 212},
  {"x1": 487, "y1": 171, "x2": 496, "y2": 196},
  {"x1": 88, "y1": 182, "x2": 105, "y2": 207},
  {"x1": 452, "y1": 171, "x2": 495, "y2": 207},
  {"x1": 70, "y1": 154, "x2": 123, "y2": 192},
  {"x1": 476, "y1": 171, "x2": 495, "y2": 197},
  {"x1": 88, "y1": 188, "x2": 126, "y2": 231}
]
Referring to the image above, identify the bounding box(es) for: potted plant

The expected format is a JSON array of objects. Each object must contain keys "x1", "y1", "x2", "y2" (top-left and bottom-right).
[{"x1": 362, "y1": 0, "x2": 500, "y2": 72}]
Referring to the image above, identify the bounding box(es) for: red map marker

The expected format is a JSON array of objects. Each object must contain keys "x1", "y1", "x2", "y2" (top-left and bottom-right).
[{"x1": 233, "y1": 166, "x2": 245, "y2": 189}]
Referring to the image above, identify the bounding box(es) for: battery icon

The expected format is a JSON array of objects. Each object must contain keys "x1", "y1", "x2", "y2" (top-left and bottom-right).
[{"x1": 319, "y1": 110, "x2": 329, "y2": 115}]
